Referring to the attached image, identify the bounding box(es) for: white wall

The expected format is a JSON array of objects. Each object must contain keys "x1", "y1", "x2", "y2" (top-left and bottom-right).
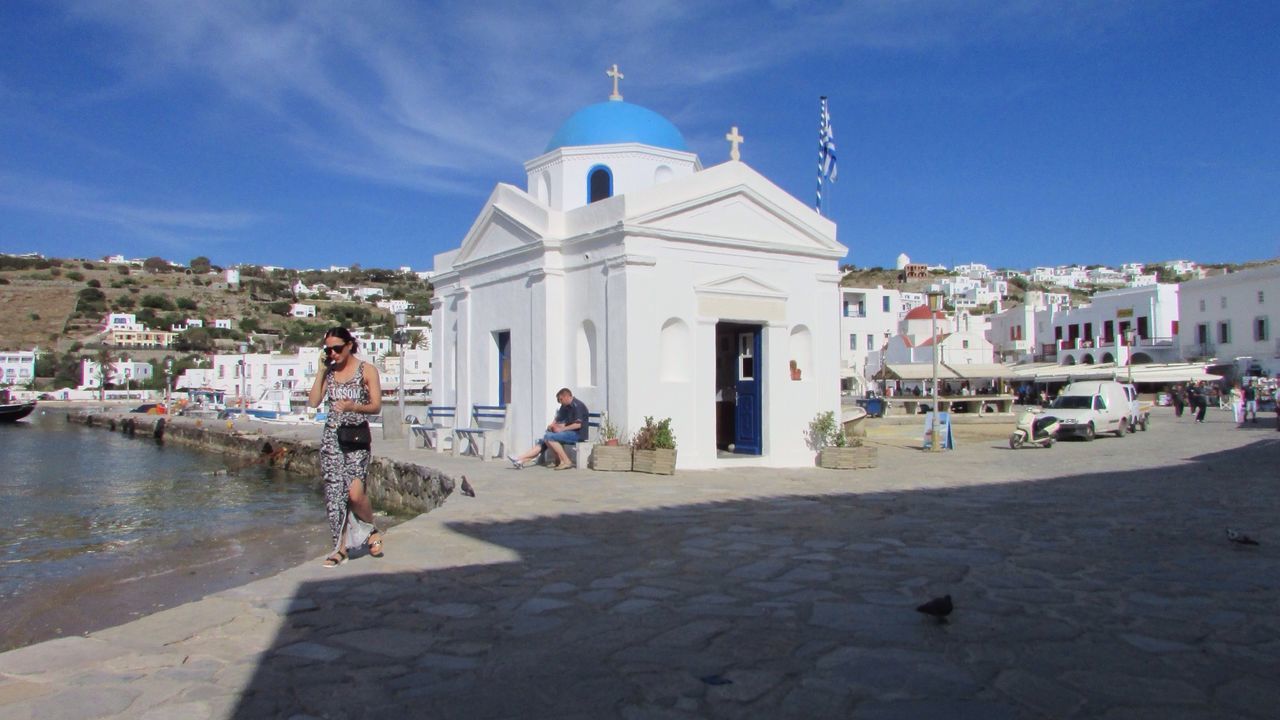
[{"x1": 1178, "y1": 265, "x2": 1280, "y2": 375}]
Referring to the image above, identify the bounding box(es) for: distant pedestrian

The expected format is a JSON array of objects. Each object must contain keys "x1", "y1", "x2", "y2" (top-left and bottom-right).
[
  {"x1": 307, "y1": 327, "x2": 385, "y2": 567},
  {"x1": 1230, "y1": 383, "x2": 1245, "y2": 424},
  {"x1": 1191, "y1": 382, "x2": 1208, "y2": 423},
  {"x1": 1243, "y1": 382, "x2": 1258, "y2": 423},
  {"x1": 1171, "y1": 384, "x2": 1185, "y2": 418}
]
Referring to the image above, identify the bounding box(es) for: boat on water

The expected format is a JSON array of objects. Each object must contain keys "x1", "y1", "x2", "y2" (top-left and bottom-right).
[
  {"x1": 178, "y1": 388, "x2": 227, "y2": 419},
  {"x1": 221, "y1": 385, "x2": 293, "y2": 420},
  {"x1": 0, "y1": 400, "x2": 36, "y2": 423}
]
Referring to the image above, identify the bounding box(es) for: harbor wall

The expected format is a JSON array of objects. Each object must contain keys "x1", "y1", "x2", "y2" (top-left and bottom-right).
[{"x1": 67, "y1": 412, "x2": 453, "y2": 516}]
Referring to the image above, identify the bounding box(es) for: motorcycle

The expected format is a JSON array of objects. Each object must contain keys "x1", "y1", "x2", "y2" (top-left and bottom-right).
[{"x1": 1010, "y1": 408, "x2": 1060, "y2": 449}]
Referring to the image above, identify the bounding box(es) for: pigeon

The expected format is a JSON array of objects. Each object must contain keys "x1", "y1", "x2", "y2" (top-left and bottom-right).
[
  {"x1": 1226, "y1": 528, "x2": 1259, "y2": 546},
  {"x1": 916, "y1": 594, "x2": 953, "y2": 620},
  {"x1": 460, "y1": 476, "x2": 476, "y2": 498}
]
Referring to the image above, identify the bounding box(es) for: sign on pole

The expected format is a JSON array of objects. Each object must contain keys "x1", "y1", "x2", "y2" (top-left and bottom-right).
[{"x1": 923, "y1": 411, "x2": 955, "y2": 450}]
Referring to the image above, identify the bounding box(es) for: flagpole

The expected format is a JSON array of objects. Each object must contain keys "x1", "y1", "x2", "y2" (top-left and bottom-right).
[{"x1": 816, "y1": 96, "x2": 826, "y2": 214}]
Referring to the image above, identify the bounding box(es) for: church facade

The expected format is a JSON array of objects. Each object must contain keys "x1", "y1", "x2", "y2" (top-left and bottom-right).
[{"x1": 430, "y1": 77, "x2": 847, "y2": 469}]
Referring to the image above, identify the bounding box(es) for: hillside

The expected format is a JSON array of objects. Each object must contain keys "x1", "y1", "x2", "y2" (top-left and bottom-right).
[{"x1": 0, "y1": 256, "x2": 432, "y2": 353}]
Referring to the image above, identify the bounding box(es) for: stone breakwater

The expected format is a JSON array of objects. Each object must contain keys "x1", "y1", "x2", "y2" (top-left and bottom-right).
[{"x1": 67, "y1": 412, "x2": 454, "y2": 516}]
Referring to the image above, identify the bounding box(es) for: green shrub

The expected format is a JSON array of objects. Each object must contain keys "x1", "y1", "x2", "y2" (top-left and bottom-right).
[
  {"x1": 65, "y1": 270, "x2": 84, "y2": 281},
  {"x1": 175, "y1": 296, "x2": 198, "y2": 310},
  {"x1": 632, "y1": 416, "x2": 676, "y2": 450},
  {"x1": 117, "y1": 265, "x2": 130, "y2": 275},
  {"x1": 86, "y1": 279, "x2": 101, "y2": 288},
  {"x1": 807, "y1": 411, "x2": 846, "y2": 450},
  {"x1": 140, "y1": 294, "x2": 175, "y2": 310}
]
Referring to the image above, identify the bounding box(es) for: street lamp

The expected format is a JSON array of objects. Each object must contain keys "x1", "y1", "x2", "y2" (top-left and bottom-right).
[
  {"x1": 394, "y1": 310, "x2": 407, "y2": 419},
  {"x1": 165, "y1": 358, "x2": 173, "y2": 410},
  {"x1": 1123, "y1": 327, "x2": 1136, "y2": 383},
  {"x1": 927, "y1": 291, "x2": 945, "y2": 452}
]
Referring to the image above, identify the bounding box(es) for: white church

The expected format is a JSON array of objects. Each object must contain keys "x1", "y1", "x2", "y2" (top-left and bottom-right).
[{"x1": 430, "y1": 69, "x2": 847, "y2": 469}]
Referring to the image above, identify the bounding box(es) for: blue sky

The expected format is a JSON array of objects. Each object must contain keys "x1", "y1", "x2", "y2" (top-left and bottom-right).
[{"x1": 1, "y1": 1, "x2": 1277, "y2": 271}]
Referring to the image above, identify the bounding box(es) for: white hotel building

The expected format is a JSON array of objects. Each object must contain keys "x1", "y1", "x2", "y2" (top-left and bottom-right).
[
  {"x1": 1178, "y1": 264, "x2": 1280, "y2": 376},
  {"x1": 0, "y1": 350, "x2": 37, "y2": 388}
]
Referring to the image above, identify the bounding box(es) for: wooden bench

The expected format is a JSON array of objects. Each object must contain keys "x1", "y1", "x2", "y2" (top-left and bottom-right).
[
  {"x1": 538, "y1": 411, "x2": 601, "y2": 468},
  {"x1": 455, "y1": 404, "x2": 508, "y2": 461},
  {"x1": 410, "y1": 405, "x2": 456, "y2": 453}
]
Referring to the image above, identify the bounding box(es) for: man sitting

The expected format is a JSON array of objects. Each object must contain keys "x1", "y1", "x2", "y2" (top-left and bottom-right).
[{"x1": 508, "y1": 388, "x2": 589, "y2": 470}]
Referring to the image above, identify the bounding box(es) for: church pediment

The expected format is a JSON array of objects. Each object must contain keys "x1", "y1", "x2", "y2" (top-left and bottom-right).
[
  {"x1": 627, "y1": 169, "x2": 841, "y2": 257},
  {"x1": 452, "y1": 205, "x2": 543, "y2": 268},
  {"x1": 695, "y1": 273, "x2": 787, "y2": 299}
]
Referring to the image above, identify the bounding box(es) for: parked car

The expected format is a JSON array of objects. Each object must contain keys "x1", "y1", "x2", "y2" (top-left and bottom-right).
[{"x1": 1048, "y1": 381, "x2": 1133, "y2": 440}]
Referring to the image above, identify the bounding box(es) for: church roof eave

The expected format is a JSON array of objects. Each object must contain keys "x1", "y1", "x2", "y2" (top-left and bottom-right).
[{"x1": 524, "y1": 143, "x2": 701, "y2": 172}]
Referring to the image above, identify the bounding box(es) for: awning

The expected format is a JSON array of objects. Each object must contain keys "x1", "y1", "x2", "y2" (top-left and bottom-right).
[
  {"x1": 1126, "y1": 364, "x2": 1221, "y2": 383},
  {"x1": 880, "y1": 363, "x2": 959, "y2": 381},
  {"x1": 943, "y1": 362, "x2": 1014, "y2": 379}
]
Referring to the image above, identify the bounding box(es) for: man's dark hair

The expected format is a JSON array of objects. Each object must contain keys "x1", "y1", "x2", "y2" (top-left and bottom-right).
[{"x1": 556, "y1": 387, "x2": 572, "y2": 399}]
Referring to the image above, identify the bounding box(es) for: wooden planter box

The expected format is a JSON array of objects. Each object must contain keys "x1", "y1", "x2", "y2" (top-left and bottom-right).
[
  {"x1": 817, "y1": 445, "x2": 877, "y2": 470},
  {"x1": 590, "y1": 444, "x2": 633, "y2": 472},
  {"x1": 632, "y1": 448, "x2": 676, "y2": 475}
]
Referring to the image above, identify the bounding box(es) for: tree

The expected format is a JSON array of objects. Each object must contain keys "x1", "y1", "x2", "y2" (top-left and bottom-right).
[
  {"x1": 94, "y1": 346, "x2": 115, "y2": 401},
  {"x1": 143, "y1": 256, "x2": 170, "y2": 273},
  {"x1": 189, "y1": 256, "x2": 212, "y2": 274},
  {"x1": 140, "y1": 294, "x2": 176, "y2": 310},
  {"x1": 175, "y1": 296, "x2": 198, "y2": 310}
]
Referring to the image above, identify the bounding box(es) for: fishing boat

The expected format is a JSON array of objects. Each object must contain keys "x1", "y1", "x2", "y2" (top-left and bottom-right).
[{"x1": 0, "y1": 398, "x2": 36, "y2": 423}]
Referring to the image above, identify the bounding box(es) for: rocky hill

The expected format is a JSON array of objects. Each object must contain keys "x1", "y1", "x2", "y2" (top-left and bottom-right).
[{"x1": 0, "y1": 256, "x2": 432, "y2": 353}]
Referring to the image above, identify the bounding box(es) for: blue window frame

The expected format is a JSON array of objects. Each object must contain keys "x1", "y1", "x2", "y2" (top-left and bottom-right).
[{"x1": 587, "y1": 165, "x2": 612, "y2": 203}]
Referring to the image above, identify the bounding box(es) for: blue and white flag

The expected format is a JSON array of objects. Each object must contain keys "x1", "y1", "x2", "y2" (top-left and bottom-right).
[{"x1": 817, "y1": 96, "x2": 837, "y2": 212}]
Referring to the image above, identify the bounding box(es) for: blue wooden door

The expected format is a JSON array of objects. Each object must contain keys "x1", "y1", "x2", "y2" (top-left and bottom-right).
[{"x1": 734, "y1": 329, "x2": 762, "y2": 454}]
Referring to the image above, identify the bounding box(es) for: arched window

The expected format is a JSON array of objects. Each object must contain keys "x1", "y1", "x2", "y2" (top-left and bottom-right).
[
  {"x1": 789, "y1": 325, "x2": 812, "y2": 381},
  {"x1": 588, "y1": 165, "x2": 612, "y2": 203},
  {"x1": 577, "y1": 320, "x2": 598, "y2": 387},
  {"x1": 659, "y1": 318, "x2": 690, "y2": 382}
]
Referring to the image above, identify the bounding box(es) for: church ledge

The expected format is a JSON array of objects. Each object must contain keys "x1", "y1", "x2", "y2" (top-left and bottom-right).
[
  {"x1": 622, "y1": 226, "x2": 846, "y2": 260},
  {"x1": 523, "y1": 142, "x2": 701, "y2": 171}
]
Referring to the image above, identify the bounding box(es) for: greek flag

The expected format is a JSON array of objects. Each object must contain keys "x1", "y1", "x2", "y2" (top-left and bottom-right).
[{"x1": 816, "y1": 96, "x2": 837, "y2": 212}]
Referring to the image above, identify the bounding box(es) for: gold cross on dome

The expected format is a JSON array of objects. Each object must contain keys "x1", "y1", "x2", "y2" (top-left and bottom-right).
[
  {"x1": 725, "y1": 126, "x2": 744, "y2": 161},
  {"x1": 607, "y1": 64, "x2": 624, "y2": 100}
]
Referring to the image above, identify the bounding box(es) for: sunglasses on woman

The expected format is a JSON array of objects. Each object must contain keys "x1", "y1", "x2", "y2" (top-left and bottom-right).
[{"x1": 322, "y1": 342, "x2": 348, "y2": 355}]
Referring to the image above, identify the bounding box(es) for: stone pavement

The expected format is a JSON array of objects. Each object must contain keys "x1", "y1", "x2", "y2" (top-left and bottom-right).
[{"x1": 2, "y1": 408, "x2": 1278, "y2": 718}]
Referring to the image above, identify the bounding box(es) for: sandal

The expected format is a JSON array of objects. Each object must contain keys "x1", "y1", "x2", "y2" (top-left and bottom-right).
[
  {"x1": 368, "y1": 532, "x2": 384, "y2": 558},
  {"x1": 323, "y1": 552, "x2": 347, "y2": 568}
]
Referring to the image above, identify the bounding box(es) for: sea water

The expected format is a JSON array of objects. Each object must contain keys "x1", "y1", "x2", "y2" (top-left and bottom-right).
[{"x1": 0, "y1": 410, "x2": 328, "y2": 649}]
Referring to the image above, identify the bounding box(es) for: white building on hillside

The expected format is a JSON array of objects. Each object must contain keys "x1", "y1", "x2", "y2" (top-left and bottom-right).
[
  {"x1": 80, "y1": 359, "x2": 154, "y2": 389},
  {"x1": 290, "y1": 303, "x2": 317, "y2": 318},
  {"x1": 1177, "y1": 263, "x2": 1280, "y2": 376},
  {"x1": 1049, "y1": 284, "x2": 1180, "y2": 366},
  {"x1": 431, "y1": 77, "x2": 846, "y2": 469},
  {"x1": 840, "y1": 287, "x2": 906, "y2": 394},
  {"x1": 382, "y1": 348, "x2": 432, "y2": 397},
  {"x1": 0, "y1": 350, "x2": 37, "y2": 388}
]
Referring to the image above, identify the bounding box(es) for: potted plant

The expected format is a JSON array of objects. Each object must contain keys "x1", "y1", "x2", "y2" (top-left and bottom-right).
[
  {"x1": 631, "y1": 416, "x2": 677, "y2": 475},
  {"x1": 809, "y1": 410, "x2": 876, "y2": 469},
  {"x1": 590, "y1": 413, "x2": 632, "y2": 471}
]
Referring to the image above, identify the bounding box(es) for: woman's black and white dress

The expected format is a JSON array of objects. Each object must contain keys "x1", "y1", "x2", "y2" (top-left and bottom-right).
[{"x1": 321, "y1": 361, "x2": 376, "y2": 554}]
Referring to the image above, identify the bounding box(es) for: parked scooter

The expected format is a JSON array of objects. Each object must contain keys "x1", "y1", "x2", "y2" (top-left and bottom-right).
[{"x1": 1009, "y1": 408, "x2": 1060, "y2": 449}]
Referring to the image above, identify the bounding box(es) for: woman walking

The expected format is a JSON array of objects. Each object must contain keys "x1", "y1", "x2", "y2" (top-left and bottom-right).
[{"x1": 308, "y1": 327, "x2": 385, "y2": 567}]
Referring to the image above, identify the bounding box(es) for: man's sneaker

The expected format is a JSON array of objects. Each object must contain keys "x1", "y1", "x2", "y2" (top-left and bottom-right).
[{"x1": 507, "y1": 455, "x2": 523, "y2": 470}]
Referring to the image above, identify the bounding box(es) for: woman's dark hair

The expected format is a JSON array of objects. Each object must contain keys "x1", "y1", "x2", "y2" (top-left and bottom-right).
[{"x1": 324, "y1": 326, "x2": 359, "y2": 354}]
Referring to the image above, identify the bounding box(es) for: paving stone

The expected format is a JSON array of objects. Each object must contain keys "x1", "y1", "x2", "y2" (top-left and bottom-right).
[
  {"x1": 538, "y1": 581, "x2": 578, "y2": 594},
  {"x1": 631, "y1": 586, "x2": 679, "y2": 600},
  {"x1": 1121, "y1": 633, "x2": 1197, "y2": 653},
  {"x1": 14, "y1": 686, "x2": 140, "y2": 720},
  {"x1": 274, "y1": 642, "x2": 345, "y2": 662},
  {"x1": 0, "y1": 637, "x2": 128, "y2": 677},
  {"x1": 517, "y1": 597, "x2": 574, "y2": 615},
  {"x1": 649, "y1": 620, "x2": 732, "y2": 648},
  {"x1": 138, "y1": 700, "x2": 213, "y2": 720},
  {"x1": 1214, "y1": 675, "x2": 1280, "y2": 718},
  {"x1": 706, "y1": 669, "x2": 783, "y2": 702},
  {"x1": 727, "y1": 559, "x2": 789, "y2": 581},
  {"x1": 853, "y1": 699, "x2": 1023, "y2": 720},
  {"x1": 0, "y1": 679, "x2": 55, "y2": 705},
  {"x1": 410, "y1": 601, "x2": 481, "y2": 618},
  {"x1": 262, "y1": 597, "x2": 319, "y2": 616},
  {"x1": 994, "y1": 668, "x2": 1086, "y2": 717},
  {"x1": 415, "y1": 653, "x2": 481, "y2": 671},
  {"x1": 612, "y1": 598, "x2": 660, "y2": 614}
]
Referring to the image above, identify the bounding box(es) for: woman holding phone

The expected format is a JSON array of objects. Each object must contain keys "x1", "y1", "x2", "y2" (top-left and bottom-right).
[{"x1": 307, "y1": 327, "x2": 385, "y2": 567}]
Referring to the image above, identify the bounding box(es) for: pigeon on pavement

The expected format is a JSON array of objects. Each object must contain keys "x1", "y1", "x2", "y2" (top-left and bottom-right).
[
  {"x1": 916, "y1": 594, "x2": 954, "y2": 620},
  {"x1": 460, "y1": 476, "x2": 476, "y2": 498},
  {"x1": 1226, "y1": 528, "x2": 1259, "y2": 546}
]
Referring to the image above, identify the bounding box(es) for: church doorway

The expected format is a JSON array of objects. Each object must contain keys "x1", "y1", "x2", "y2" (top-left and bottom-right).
[{"x1": 715, "y1": 322, "x2": 763, "y2": 456}]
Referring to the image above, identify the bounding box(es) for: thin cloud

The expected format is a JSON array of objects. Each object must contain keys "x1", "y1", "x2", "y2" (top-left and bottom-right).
[
  {"x1": 51, "y1": 0, "x2": 1149, "y2": 196},
  {"x1": 0, "y1": 172, "x2": 259, "y2": 251}
]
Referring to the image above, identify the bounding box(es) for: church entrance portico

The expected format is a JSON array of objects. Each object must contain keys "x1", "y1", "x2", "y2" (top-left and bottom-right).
[{"x1": 715, "y1": 321, "x2": 764, "y2": 456}]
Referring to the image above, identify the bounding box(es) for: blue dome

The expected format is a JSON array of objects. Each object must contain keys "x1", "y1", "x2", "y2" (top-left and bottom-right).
[{"x1": 545, "y1": 100, "x2": 687, "y2": 153}]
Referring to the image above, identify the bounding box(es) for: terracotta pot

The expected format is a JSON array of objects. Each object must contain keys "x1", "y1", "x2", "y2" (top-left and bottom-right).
[{"x1": 604, "y1": 438, "x2": 620, "y2": 446}]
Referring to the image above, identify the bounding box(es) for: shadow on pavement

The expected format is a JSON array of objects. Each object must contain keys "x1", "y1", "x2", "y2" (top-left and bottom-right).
[{"x1": 231, "y1": 438, "x2": 1280, "y2": 719}]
